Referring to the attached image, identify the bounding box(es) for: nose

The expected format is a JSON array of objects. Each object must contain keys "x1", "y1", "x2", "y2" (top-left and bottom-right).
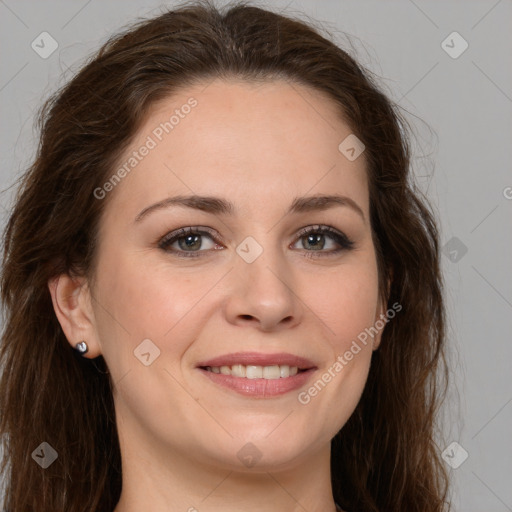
[{"x1": 223, "y1": 247, "x2": 303, "y2": 332}]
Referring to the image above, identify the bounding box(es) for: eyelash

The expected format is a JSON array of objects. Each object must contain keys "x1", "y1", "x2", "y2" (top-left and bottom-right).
[{"x1": 157, "y1": 225, "x2": 355, "y2": 259}]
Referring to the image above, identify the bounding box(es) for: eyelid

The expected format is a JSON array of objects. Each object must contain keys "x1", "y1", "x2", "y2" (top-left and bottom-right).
[
  {"x1": 293, "y1": 224, "x2": 354, "y2": 248},
  {"x1": 158, "y1": 226, "x2": 221, "y2": 247}
]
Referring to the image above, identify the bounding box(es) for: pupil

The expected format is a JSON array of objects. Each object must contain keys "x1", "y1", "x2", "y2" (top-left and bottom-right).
[
  {"x1": 180, "y1": 235, "x2": 201, "y2": 250},
  {"x1": 306, "y1": 234, "x2": 323, "y2": 250}
]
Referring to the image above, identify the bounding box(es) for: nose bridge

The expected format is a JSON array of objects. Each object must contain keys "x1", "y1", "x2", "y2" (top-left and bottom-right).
[
  {"x1": 225, "y1": 230, "x2": 301, "y2": 330},
  {"x1": 236, "y1": 231, "x2": 290, "y2": 294}
]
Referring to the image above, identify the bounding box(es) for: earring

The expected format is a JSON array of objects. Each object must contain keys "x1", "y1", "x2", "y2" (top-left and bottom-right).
[{"x1": 75, "y1": 341, "x2": 89, "y2": 355}]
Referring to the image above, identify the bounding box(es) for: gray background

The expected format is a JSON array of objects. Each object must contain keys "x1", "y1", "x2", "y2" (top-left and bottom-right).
[{"x1": 1, "y1": 0, "x2": 511, "y2": 510}]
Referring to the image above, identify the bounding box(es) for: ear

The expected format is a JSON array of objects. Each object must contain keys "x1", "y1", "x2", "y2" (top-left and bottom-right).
[
  {"x1": 372, "y1": 269, "x2": 393, "y2": 351},
  {"x1": 48, "y1": 274, "x2": 101, "y2": 358}
]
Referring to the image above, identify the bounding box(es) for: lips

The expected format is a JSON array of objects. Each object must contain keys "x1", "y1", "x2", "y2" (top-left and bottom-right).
[
  {"x1": 196, "y1": 351, "x2": 316, "y2": 370},
  {"x1": 195, "y1": 352, "x2": 317, "y2": 397}
]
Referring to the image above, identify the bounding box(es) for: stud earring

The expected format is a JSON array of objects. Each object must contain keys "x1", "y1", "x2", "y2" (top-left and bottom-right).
[{"x1": 74, "y1": 341, "x2": 88, "y2": 355}]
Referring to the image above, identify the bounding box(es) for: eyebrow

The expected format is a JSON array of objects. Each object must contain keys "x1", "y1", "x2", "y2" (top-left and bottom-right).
[{"x1": 134, "y1": 194, "x2": 365, "y2": 223}]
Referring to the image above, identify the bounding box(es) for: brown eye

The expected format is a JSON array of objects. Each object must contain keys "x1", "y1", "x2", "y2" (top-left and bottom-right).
[
  {"x1": 292, "y1": 225, "x2": 354, "y2": 256},
  {"x1": 158, "y1": 227, "x2": 223, "y2": 258}
]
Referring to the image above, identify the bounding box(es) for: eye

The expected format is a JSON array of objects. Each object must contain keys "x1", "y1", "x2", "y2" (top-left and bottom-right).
[
  {"x1": 158, "y1": 226, "x2": 223, "y2": 258},
  {"x1": 291, "y1": 225, "x2": 354, "y2": 257},
  {"x1": 158, "y1": 224, "x2": 354, "y2": 259}
]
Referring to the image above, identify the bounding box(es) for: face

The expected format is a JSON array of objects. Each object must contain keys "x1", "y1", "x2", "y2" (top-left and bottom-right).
[{"x1": 77, "y1": 78, "x2": 386, "y2": 472}]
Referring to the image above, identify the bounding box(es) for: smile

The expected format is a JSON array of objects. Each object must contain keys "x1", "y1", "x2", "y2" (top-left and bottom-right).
[{"x1": 202, "y1": 364, "x2": 303, "y2": 379}]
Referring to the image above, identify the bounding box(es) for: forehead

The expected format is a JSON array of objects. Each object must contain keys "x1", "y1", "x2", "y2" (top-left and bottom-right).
[{"x1": 103, "y1": 78, "x2": 369, "y2": 220}]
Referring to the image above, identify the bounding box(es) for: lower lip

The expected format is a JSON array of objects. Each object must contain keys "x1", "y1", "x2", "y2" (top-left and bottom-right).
[{"x1": 197, "y1": 368, "x2": 316, "y2": 397}]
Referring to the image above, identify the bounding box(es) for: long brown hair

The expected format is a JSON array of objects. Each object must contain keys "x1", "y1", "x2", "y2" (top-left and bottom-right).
[{"x1": 0, "y1": 1, "x2": 450, "y2": 510}]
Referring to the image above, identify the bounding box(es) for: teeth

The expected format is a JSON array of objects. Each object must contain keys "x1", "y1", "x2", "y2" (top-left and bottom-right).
[
  {"x1": 205, "y1": 364, "x2": 301, "y2": 379},
  {"x1": 231, "y1": 364, "x2": 246, "y2": 377},
  {"x1": 246, "y1": 365, "x2": 263, "y2": 379},
  {"x1": 263, "y1": 365, "x2": 280, "y2": 379}
]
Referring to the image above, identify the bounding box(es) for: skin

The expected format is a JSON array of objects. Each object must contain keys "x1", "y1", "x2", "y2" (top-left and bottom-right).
[{"x1": 49, "y1": 78, "x2": 388, "y2": 512}]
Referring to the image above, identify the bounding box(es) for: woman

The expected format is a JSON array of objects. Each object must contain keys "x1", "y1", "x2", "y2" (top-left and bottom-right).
[{"x1": 0, "y1": 1, "x2": 450, "y2": 511}]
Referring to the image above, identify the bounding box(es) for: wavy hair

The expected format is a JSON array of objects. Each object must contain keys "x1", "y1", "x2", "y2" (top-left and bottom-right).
[{"x1": 0, "y1": 1, "x2": 450, "y2": 510}]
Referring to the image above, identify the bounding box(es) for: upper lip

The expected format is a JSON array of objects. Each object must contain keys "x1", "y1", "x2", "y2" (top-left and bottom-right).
[{"x1": 196, "y1": 352, "x2": 317, "y2": 370}]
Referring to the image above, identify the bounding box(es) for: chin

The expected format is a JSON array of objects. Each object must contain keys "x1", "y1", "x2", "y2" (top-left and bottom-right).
[{"x1": 207, "y1": 430, "x2": 320, "y2": 473}]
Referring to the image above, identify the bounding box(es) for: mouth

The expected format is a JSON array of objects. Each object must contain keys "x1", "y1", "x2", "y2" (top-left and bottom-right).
[{"x1": 195, "y1": 352, "x2": 317, "y2": 397}]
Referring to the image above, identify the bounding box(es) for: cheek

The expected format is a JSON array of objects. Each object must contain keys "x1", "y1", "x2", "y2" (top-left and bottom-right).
[
  {"x1": 299, "y1": 257, "x2": 379, "y2": 412},
  {"x1": 309, "y1": 259, "x2": 380, "y2": 353},
  {"x1": 293, "y1": 268, "x2": 378, "y2": 443},
  {"x1": 91, "y1": 248, "x2": 219, "y2": 366}
]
